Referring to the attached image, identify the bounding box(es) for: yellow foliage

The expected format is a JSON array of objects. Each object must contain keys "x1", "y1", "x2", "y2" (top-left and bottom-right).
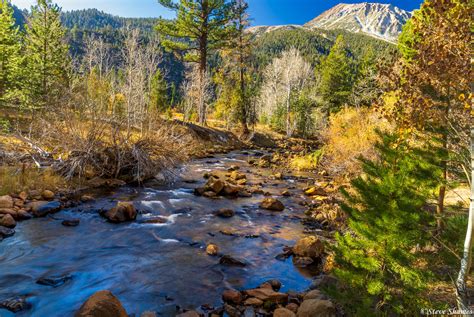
[
  {"x1": 322, "y1": 107, "x2": 391, "y2": 177},
  {"x1": 290, "y1": 149, "x2": 323, "y2": 171}
]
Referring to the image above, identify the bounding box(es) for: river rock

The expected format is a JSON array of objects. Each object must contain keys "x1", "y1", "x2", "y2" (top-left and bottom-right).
[
  {"x1": 260, "y1": 198, "x2": 285, "y2": 211},
  {"x1": 214, "y1": 208, "x2": 235, "y2": 218},
  {"x1": 0, "y1": 226, "x2": 15, "y2": 240},
  {"x1": 303, "y1": 290, "x2": 325, "y2": 301},
  {"x1": 286, "y1": 303, "x2": 299, "y2": 313},
  {"x1": 244, "y1": 297, "x2": 263, "y2": 306},
  {"x1": 296, "y1": 299, "x2": 335, "y2": 317},
  {"x1": 28, "y1": 201, "x2": 62, "y2": 217},
  {"x1": 141, "y1": 311, "x2": 157, "y2": 317},
  {"x1": 16, "y1": 210, "x2": 32, "y2": 220},
  {"x1": 292, "y1": 257, "x2": 314, "y2": 267},
  {"x1": 0, "y1": 208, "x2": 17, "y2": 218},
  {"x1": 0, "y1": 214, "x2": 16, "y2": 228},
  {"x1": 37, "y1": 275, "x2": 72, "y2": 287},
  {"x1": 224, "y1": 304, "x2": 241, "y2": 317},
  {"x1": 142, "y1": 217, "x2": 167, "y2": 224},
  {"x1": 80, "y1": 195, "x2": 95, "y2": 202},
  {"x1": 206, "y1": 243, "x2": 219, "y2": 256},
  {"x1": 229, "y1": 171, "x2": 246, "y2": 180},
  {"x1": 205, "y1": 178, "x2": 225, "y2": 194},
  {"x1": 304, "y1": 187, "x2": 327, "y2": 196},
  {"x1": 222, "y1": 183, "x2": 240, "y2": 196},
  {"x1": 219, "y1": 255, "x2": 246, "y2": 267},
  {"x1": 244, "y1": 288, "x2": 288, "y2": 304},
  {"x1": 42, "y1": 190, "x2": 55, "y2": 200},
  {"x1": 222, "y1": 289, "x2": 243, "y2": 304},
  {"x1": 102, "y1": 202, "x2": 137, "y2": 223},
  {"x1": 293, "y1": 236, "x2": 324, "y2": 259},
  {"x1": 0, "y1": 195, "x2": 13, "y2": 208},
  {"x1": 62, "y1": 219, "x2": 80, "y2": 227},
  {"x1": 259, "y1": 279, "x2": 282, "y2": 291},
  {"x1": 203, "y1": 191, "x2": 217, "y2": 198},
  {"x1": 0, "y1": 296, "x2": 31, "y2": 313},
  {"x1": 75, "y1": 290, "x2": 128, "y2": 317},
  {"x1": 18, "y1": 191, "x2": 28, "y2": 201},
  {"x1": 274, "y1": 307, "x2": 296, "y2": 317}
]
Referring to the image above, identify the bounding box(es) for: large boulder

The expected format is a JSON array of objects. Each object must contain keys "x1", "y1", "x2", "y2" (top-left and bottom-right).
[
  {"x1": 260, "y1": 198, "x2": 285, "y2": 211},
  {"x1": 0, "y1": 214, "x2": 16, "y2": 228},
  {"x1": 75, "y1": 290, "x2": 128, "y2": 317},
  {"x1": 293, "y1": 236, "x2": 324, "y2": 259},
  {"x1": 27, "y1": 201, "x2": 62, "y2": 217},
  {"x1": 102, "y1": 202, "x2": 137, "y2": 223},
  {"x1": 296, "y1": 299, "x2": 335, "y2": 317},
  {"x1": 0, "y1": 195, "x2": 13, "y2": 208}
]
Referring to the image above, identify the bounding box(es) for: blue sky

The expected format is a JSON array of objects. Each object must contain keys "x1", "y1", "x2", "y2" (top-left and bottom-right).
[{"x1": 12, "y1": 0, "x2": 424, "y2": 25}]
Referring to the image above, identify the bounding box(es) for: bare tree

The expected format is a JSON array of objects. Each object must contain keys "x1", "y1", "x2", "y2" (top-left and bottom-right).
[
  {"x1": 259, "y1": 48, "x2": 312, "y2": 137},
  {"x1": 120, "y1": 27, "x2": 163, "y2": 134},
  {"x1": 181, "y1": 65, "x2": 212, "y2": 123}
]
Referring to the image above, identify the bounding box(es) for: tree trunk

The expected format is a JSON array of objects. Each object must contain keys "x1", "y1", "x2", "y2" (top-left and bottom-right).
[
  {"x1": 198, "y1": 0, "x2": 208, "y2": 126},
  {"x1": 455, "y1": 125, "x2": 473, "y2": 313},
  {"x1": 437, "y1": 91, "x2": 452, "y2": 230},
  {"x1": 238, "y1": 22, "x2": 248, "y2": 135},
  {"x1": 286, "y1": 85, "x2": 291, "y2": 137}
]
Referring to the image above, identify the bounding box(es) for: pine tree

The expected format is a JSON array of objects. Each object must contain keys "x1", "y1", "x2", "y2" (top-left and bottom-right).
[
  {"x1": 149, "y1": 69, "x2": 168, "y2": 113},
  {"x1": 25, "y1": 0, "x2": 69, "y2": 110},
  {"x1": 319, "y1": 35, "x2": 353, "y2": 113},
  {"x1": 330, "y1": 132, "x2": 442, "y2": 315},
  {"x1": 0, "y1": 0, "x2": 23, "y2": 105},
  {"x1": 349, "y1": 47, "x2": 381, "y2": 107},
  {"x1": 156, "y1": 0, "x2": 235, "y2": 125}
]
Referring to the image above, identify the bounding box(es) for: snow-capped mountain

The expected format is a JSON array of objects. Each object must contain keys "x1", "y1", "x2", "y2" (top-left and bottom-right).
[{"x1": 304, "y1": 2, "x2": 412, "y2": 41}]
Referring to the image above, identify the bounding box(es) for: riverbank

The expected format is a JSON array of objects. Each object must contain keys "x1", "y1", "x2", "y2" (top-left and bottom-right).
[{"x1": 0, "y1": 148, "x2": 340, "y2": 316}]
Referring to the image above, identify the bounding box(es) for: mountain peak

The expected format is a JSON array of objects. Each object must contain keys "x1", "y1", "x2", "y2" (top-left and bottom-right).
[{"x1": 304, "y1": 2, "x2": 412, "y2": 41}]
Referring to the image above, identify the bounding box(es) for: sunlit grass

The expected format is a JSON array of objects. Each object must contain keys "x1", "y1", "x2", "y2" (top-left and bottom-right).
[{"x1": 0, "y1": 166, "x2": 69, "y2": 196}]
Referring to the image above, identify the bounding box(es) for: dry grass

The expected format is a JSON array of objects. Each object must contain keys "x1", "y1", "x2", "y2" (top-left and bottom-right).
[{"x1": 0, "y1": 166, "x2": 69, "y2": 195}]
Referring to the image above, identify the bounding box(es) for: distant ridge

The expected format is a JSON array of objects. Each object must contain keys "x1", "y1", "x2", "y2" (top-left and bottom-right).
[
  {"x1": 248, "y1": 2, "x2": 412, "y2": 42},
  {"x1": 305, "y1": 2, "x2": 412, "y2": 41}
]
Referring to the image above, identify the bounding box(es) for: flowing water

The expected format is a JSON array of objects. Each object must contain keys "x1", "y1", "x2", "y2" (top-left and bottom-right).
[{"x1": 0, "y1": 151, "x2": 318, "y2": 317}]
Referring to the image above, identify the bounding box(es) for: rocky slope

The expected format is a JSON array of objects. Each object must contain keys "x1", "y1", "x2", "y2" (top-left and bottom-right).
[
  {"x1": 248, "y1": 2, "x2": 411, "y2": 42},
  {"x1": 305, "y1": 2, "x2": 411, "y2": 41}
]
